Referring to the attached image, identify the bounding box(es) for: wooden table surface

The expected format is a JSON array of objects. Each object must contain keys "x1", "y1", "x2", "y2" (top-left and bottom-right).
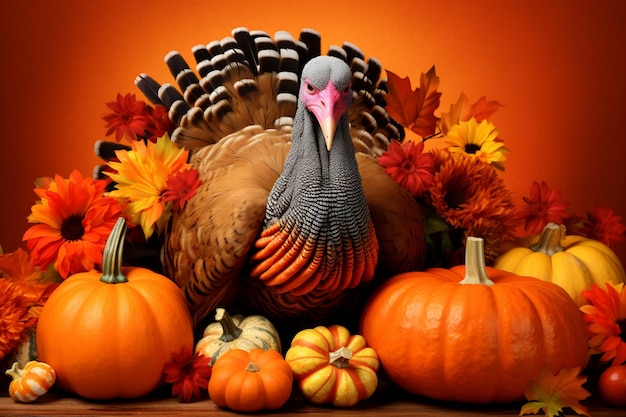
[{"x1": 1, "y1": 380, "x2": 623, "y2": 417}]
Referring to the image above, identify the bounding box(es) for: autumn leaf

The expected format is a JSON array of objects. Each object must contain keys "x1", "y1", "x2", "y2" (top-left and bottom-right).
[
  {"x1": 519, "y1": 366, "x2": 591, "y2": 417},
  {"x1": 440, "y1": 93, "x2": 503, "y2": 135},
  {"x1": 385, "y1": 66, "x2": 441, "y2": 138}
]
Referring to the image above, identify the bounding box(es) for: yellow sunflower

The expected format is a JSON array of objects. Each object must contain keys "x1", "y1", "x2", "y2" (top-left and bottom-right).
[
  {"x1": 106, "y1": 134, "x2": 191, "y2": 239},
  {"x1": 445, "y1": 118, "x2": 508, "y2": 170}
]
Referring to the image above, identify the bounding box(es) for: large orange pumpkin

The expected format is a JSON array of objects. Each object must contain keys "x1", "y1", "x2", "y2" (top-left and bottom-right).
[
  {"x1": 360, "y1": 237, "x2": 589, "y2": 404},
  {"x1": 36, "y1": 218, "x2": 194, "y2": 400}
]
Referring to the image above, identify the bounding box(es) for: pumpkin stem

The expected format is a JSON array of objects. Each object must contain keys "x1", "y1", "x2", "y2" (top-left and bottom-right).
[
  {"x1": 100, "y1": 217, "x2": 129, "y2": 284},
  {"x1": 530, "y1": 223, "x2": 565, "y2": 255},
  {"x1": 5, "y1": 362, "x2": 24, "y2": 380},
  {"x1": 215, "y1": 308, "x2": 243, "y2": 342},
  {"x1": 328, "y1": 346, "x2": 353, "y2": 369},
  {"x1": 459, "y1": 237, "x2": 495, "y2": 286},
  {"x1": 245, "y1": 361, "x2": 261, "y2": 372}
]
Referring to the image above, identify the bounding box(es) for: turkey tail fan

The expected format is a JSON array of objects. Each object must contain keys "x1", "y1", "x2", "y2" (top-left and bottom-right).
[{"x1": 134, "y1": 28, "x2": 401, "y2": 157}]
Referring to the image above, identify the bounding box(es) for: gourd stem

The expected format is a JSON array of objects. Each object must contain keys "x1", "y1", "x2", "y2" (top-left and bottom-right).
[
  {"x1": 530, "y1": 223, "x2": 565, "y2": 255},
  {"x1": 459, "y1": 237, "x2": 495, "y2": 286},
  {"x1": 329, "y1": 346, "x2": 353, "y2": 369},
  {"x1": 215, "y1": 308, "x2": 243, "y2": 342},
  {"x1": 245, "y1": 362, "x2": 261, "y2": 372},
  {"x1": 100, "y1": 217, "x2": 129, "y2": 284},
  {"x1": 5, "y1": 362, "x2": 23, "y2": 380}
]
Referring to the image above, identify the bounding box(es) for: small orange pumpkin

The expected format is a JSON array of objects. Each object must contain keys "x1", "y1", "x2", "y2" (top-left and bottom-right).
[
  {"x1": 494, "y1": 222, "x2": 626, "y2": 306},
  {"x1": 360, "y1": 237, "x2": 589, "y2": 404},
  {"x1": 208, "y1": 348, "x2": 293, "y2": 412},
  {"x1": 285, "y1": 324, "x2": 379, "y2": 407},
  {"x1": 36, "y1": 217, "x2": 194, "y2": 400},
  {"x1": 5, "y1": 361, "x2": 56, "y2": 402}
]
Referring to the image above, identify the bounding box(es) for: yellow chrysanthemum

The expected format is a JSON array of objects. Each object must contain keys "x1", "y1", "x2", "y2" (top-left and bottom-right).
[
  {"x1": 106, "y1": 134, "x2": 191, "y2": 238},
  {"x1": 445, "y1": 118, "x2": 508, "y2": 170}
]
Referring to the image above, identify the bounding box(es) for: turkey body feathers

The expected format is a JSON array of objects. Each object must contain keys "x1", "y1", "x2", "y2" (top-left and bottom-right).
[{"x1": 134, "y1": 28, "x2": 425, "y2": 328}]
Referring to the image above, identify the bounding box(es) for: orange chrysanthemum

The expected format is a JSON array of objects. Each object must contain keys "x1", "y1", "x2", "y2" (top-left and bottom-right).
[
  {"x1": 22, "y1": 170, "x2": 124, "y2": 279},
  {"x1": 0, "y1": 280, "x2": 32, "y2": 359},
  {"x1": 427, "y1": 150, "x2": 518, "y2": 262},
  {"x1": 580, "y1": 282, "x2": 626, "y2": 366},
  {"x1": 0, "y1": 248, "x2": 57, "y2": 359},
  {"x1": 378, "y1": 140, "x2": 435, "y2": 197}
]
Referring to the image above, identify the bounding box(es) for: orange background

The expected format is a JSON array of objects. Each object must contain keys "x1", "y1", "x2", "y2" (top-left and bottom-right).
[{"x1": 1, "y1": 0, "x2": 625, "y2": 264}]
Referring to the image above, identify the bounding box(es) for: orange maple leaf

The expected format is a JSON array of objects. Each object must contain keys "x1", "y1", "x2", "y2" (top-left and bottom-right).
[
  {"x1": 385, "y1": 66, "x2": 441, "y2": 138},
  {"x1": 519, "y1": 366, "x2": 591, "y2": 417},
  {"x1": 440, "y1": 93, "x2": 503, "y2": 135}
]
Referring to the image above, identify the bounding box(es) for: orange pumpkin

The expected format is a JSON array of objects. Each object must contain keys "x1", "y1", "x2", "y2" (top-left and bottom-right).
[
  {"x1": 360, "y1": 237, "x2": 589, "y2": 404},
  {"x1": 5, "y1": 361, "x2": 56, "y2": 402},
  {"x1": 36, "y1": 217, "x2": 194, "y2": 400},
  {"x1": 285, "y1": 324, "x2": 379, "y2": 407},
  {"x1": 208, "y1": 348, "x2": 293, "y2": 412}
]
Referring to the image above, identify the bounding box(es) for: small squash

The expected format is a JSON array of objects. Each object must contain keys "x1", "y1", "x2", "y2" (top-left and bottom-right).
[
  {"x1": 195, "y1": 307, "x2": 281, "y2": 365},
  {"x1": 494, "y1": 222, "x2": 626, "y2": 306},
  {"x1": 285, "y1": 324, "x2": 379, "y2": 407},
  {"x1": 208, "y1": 348, "x2": 293, "y2": 412},
  {"x1": 5, "y1": 361, "x2": 56, "y2": 403},
  {"x1": 360, "y1": 236, "x2": 589, "y2": 404},
  {"x1": 36, "y1": 217, "x2": 194, "y2": 400}
]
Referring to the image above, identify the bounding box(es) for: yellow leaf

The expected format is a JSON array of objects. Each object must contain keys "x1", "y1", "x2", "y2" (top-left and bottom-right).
[{"x1": 519, "y1": 366, "x2": 591, "y2": 417}]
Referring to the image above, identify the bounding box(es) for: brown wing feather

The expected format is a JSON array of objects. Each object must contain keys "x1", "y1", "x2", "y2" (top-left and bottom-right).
[
  {"x1": 357, "y1": 153, "x2": 426, "y2": 276},
  {"x1": 163, "y1": 126, "x2": 291, "y2": 326}
]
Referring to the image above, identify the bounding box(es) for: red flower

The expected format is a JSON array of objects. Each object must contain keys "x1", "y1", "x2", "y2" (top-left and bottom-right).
[
  {"x1": 578, "y1": 205, "x2": 625, "y2": 249},
  {"x1": 146, "y1": 105, "x2": 175, "y2": 142},
  {"x1": 161, "y1": 169, "x2": 202, "y2": 210},
  {"x1": 102, "y1": 93, "x2": 152, "y2": 143},
  {"x1": 378, "y1": 140, "x2": 435, "y2": 197},
  {"x1": 162, "y1": 346, "x2": 212, "y2": 402},
  {"x1": 515, "y1": 181, "x2": 570, "y2": 234},
  {"x1": 580, "y1": 283, "x2": 626, "y2": 366}
]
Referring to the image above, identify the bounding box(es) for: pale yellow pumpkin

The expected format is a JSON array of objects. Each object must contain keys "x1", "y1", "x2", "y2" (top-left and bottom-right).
[
  {"x1": 494, "y1": 222, "x2": 626, "y2": 306},
  {"x1": 194, "y1": 308, "x2": 281, "y2": 365}
]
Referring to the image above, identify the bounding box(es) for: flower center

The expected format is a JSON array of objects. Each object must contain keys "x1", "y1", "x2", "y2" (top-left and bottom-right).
[
  {"x1": 444, "y1": 183, "x2": 469, "y2": 210},
  {"x1": 61, "y1": 214, "x2": 86, "y2": 241},
  {"x1": 464, "y1": 144, "x2": 481, "y2": 154},
  {"x1": 401, "y1": 160, "x2": 416, "y2": 173},
  {"x1": 619, "y1": 319, "x2": 626, "y2": 342}
]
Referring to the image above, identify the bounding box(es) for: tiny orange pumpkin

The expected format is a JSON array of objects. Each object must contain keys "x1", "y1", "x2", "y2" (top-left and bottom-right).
[
  {"x1": 5, "y1": 361, "x2": 56, "y2": 403},
  {"x1": 208, "y1": 348, "x2": 293, "y2": 412},
  {"x1": 285, "y1": 324, "x2": 379, "y2": 407}
]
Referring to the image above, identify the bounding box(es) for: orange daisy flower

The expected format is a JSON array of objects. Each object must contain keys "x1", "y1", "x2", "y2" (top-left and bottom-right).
[
  {"x1": 580, "y1": 282, "x2": 626, "y2": 366},
  {"x1": 428, "y1": 151, "x2": 517, "y2": 263},
  {"x1": 22, "y1": 170, "x2": 124, "y2": 279}
]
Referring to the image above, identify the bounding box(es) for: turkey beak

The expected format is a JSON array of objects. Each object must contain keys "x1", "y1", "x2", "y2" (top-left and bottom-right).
[{"x1": 321, "y1": 117, "x2": 336, "y2": 151}]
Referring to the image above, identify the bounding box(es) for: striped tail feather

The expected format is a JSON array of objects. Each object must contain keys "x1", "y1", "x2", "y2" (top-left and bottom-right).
[{"x1": 133, "y1": 27, "x2": 402, "y2": 156}]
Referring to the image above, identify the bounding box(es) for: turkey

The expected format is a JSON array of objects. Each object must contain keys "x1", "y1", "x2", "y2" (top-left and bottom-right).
[{"x1": 130, "y1": 28, "x2": 425, "y2": 328}]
